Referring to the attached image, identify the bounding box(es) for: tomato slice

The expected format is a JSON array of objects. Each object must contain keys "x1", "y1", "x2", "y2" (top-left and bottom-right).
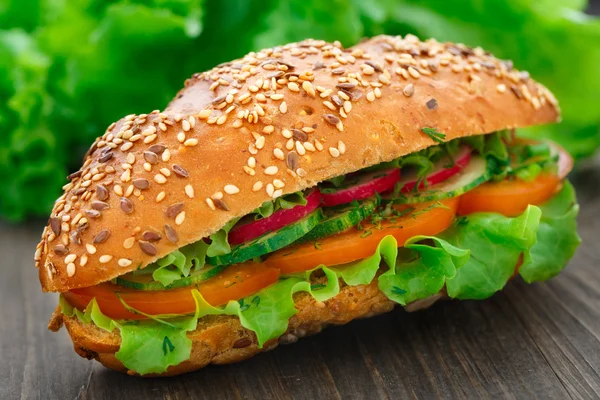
[
  {"x1": 265, "y1": 197, "x2": 459, "y2": 274},
  {"x1": 457, "y1": 173, "x2": 560, "y2": 217},
  {"x1": 63, "y1": 261, "x2": 279, "y2": 320}
]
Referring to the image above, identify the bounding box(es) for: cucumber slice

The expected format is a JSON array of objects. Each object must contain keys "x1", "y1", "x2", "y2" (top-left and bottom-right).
[
  {"x1": 388, "y1": 156, "x2": 490, "y2": 204},
  {"x1": 116, "y1": 263, "x2": 227, "y2": 291},
  {"x1": 301, "y1": 198, "x2": 377, "y2": 242},
  {"x1": 208, "y1": 210, "x2": 323, "y2": 266}
]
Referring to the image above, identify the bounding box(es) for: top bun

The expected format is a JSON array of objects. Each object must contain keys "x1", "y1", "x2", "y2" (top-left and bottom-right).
[{"x1": 36, "y1": 35, "x2": 559, "y2": 292}]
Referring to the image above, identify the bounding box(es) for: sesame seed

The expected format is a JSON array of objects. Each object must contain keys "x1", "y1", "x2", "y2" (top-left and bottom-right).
[
  {"x1": 185, "y1": 184, "x2": 194, "y2": 198},
  {"x1": 302, "y1": 81, "x2": 316, "y2": 97},
  {"x1": 272, "y1": 189, "x2": 283, "y2": 198},
  {"x1": 160, "y1": 167, "x2": 171, "y2": 177},
  {"x1": 80, "y1": 254, "x2": 88, "y2": 267},
  {"x1": 263, "y1": 125, "x2": 275, "y2": 134},
  {"x1": 338, "y1": 141, "x2": 346, "y2": 154},
  {"x1": 143, "y1": 163, "x2": 152, "y2": 172},
  {"x1": 126, "y1": 153, "x2": 135, "y2": 164},
  {"x1": 271, "y1": 148, "x2": 283, "y2": 161},
  {"x1": 282, "y1": 129, "x2": 292, "y2": 139},
  {"x1": 288, "y1": 82, "x2": 300, "y2": 92},
  {"x1": 99, "y1": 255, "x2": 113, "y2": 264},
  {"x1": 184, "y1": 138, "x2": 198, "y2": 147},
  {"x1": 296, "y1": 168, "x2": 307, "y2": 177},
  {"x1": 329, "y1": 147, "x2": 340, "y2": 157},
  {"x1": 66, "y1": 263, "x2": 76, "y2": 277},
  {"x1": 497, "y1": 83, "x2": 507, "y2": 93},
  {"x1": 162, "y1": 149, "x2": 171, "y2": 162},
  {"x1": 154, "y1": 174, "x2": 167, "y2": 184},
  {"x1": 243, "y1": 166, "x2": 255, "y2": 176},
  {"x1": 224, "y1": 184, "x2": 240, "y2": 195},
  {"x1": 64, "y1": 254, "x2": 77, "y2": 264},
  {"x1": 118, "y1": 258, "x2": 132, "y2": 267},
  {"x1": 286, "y1": 138, "x2": 294, "y2": 150},
  {"x1": 114, "y1": 184, "x2": 124, "y2": 196},
  {"x1": 175, "y1": 211, "x2": 186, "y2": 226},
  {"x1": 121, "y1": 142, "x2": 133, "y2": 151},
  {"x1": 408, "y1": 66, "x2": 420, "y2": 79},
  {"x1": 216, "y1": 115, "x2": 227, "y2": 125},
  {"x1": 367, "y1": 91, "x2": 375, "y2": 102},
  {"x1": 252, "y1": 181, "x2": 263, "y2": 192},
  {"x1": 156, "y1": 191, "x2": 166, "y2": 202},
  {"x1": 125, "y1": 183, "x2": 135, "y2": 197},
  {"x1": 266, "y1": 183, "x2": 274, "y2": 197},
  {"x1": 343, "y1": 101, "x2": 352, "y2": 113},
  {"x1": 86, "y1": 244, "x2": 97, "y2": 254},
  {"x1": 374, "y1": 88, "x2": 382, "y2": 98},
  {"x1": 403, "y1": 84, "x2": 415, "y2": 97},
  {"x1": 198, "y1": 109, "x2": 211, "y2": 119},
  {"x1": 256, "y1": 136, "x2": 266, "y2": 149},
  {"x1": 279, "y1": 102, "x2": 287, "y2": 114},
  {"x1": 323, "y1": 101, "x2": 336, "y2": 111},
  {"x1": 143, "y1": 134, "x2": 157, "y2": 144},
  {"x1": 120, "y1": 169, "x2": 131, "y2": 182},
  {"x1": 295, "y1": 141, "x2": 306, "y2": 156},
  {"x1": 182, "y1": 119, "x2": 191, "y2": 131},
  {"x1": 265, "y1": 166, "x2": 278, "y2": 175},
  {"x1": 123, "y1": 237, "x2": 135, "y2": 249},
  {"x1": 273, "y1": 179, "x2": 285, "y2": 189}
]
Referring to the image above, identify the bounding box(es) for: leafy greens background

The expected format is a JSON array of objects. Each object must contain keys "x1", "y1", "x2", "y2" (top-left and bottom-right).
[{"x1": 1, "y1": 0, "x2": 599, "y2": 221}]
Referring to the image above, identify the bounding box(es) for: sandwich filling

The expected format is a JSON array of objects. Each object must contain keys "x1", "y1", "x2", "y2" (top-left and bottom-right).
[{"x1": 59, "y1": 130, "x2": 580, "y2": 374}]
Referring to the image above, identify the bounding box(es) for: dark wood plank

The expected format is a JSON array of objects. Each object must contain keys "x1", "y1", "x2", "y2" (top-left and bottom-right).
[{"x1": 2, "y1": 162, "x2": 600, "y2": 400}]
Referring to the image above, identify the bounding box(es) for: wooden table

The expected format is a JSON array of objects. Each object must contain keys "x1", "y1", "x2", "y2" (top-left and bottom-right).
[{"x1": 1, "y1": 162, "x2": 599, "y2": 400}]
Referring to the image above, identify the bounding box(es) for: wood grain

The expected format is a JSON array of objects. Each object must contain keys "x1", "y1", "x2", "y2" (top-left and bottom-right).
[{"x1": 1, "y1": 161, "x2": 599, "y2": 399}]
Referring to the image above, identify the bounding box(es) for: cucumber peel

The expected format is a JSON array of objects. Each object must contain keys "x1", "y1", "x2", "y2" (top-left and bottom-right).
[
  {"x1": 389, "y1": 156, "x2": 490, "y2": 204},
  {"x1": 208, "y1": 210, "x2": 323, "y2": 266}
]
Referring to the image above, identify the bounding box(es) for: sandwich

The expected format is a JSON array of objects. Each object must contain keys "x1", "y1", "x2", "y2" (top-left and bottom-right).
[{"x1": 36, "y1": 35, "x2": 581, "y2": 376}]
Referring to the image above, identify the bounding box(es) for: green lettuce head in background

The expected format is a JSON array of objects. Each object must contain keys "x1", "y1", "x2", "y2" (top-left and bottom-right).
[{"x1": 1, "y1": 0, "x2": 598, "y2": 221}]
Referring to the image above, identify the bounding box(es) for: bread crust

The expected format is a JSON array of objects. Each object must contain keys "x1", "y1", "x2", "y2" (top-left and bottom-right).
[
  {"x1": 56, "y1": 277, "x2": 441, "y2": 376},
  {"x1": 35, "y1": 34, "x2": 559, "y2": 292}
]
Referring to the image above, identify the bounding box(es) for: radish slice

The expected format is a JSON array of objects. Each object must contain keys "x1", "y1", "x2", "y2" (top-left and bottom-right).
[
  {"x1": 228, "y1": 190, "x2": 322, "y2": 245},
  {"x1": 400, "y1": 146, "x2": 472, "y2": 193},
  {"x1": 548, "y1": 141, "x2": 573, "y2": 179},
  {"x1": 321, "y1": 169, "x2": 400, "y2": 207}
]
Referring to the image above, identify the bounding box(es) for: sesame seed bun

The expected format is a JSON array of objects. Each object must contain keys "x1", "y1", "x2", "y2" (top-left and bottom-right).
[{"x1": 35, "y1": 34, "x2": 559, "y2": 292}]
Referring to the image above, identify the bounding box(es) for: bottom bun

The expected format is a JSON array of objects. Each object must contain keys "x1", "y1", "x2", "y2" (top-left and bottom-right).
[{"x1": 50, "y1": 278, "x2": 444, "y2": 377}]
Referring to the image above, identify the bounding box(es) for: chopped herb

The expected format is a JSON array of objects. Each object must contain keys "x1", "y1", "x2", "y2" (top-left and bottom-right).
[
  {"x1": 361, "y1": 230, "x2": 373, "y2": 238},
  {"x1": 310, "y1": 283, "x2": 326, "y2": 291},
  {"x1": 162, "y1": 336, "x2": 175, "y2": 356},
  {"x1": 391, "y1": 286, "x2": 407, "y2": 295},
  {"x1": 421, "y1": 127, "x2": 446, "y2": 143},
  {"x1": 314, "y1": 241, "x2": 323, "y2": 250}
]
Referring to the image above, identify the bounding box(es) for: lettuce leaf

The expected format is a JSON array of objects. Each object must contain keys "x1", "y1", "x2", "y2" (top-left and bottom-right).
[
  {"x1": 441, "y1": 206, "x2": 542, "y2": 299},
  {"x1": 252, "y1": 191, "x2": 307, "y2": 220},
  {"x1": 60, "y1": 265, "x2": 339, "y2": 374},
  {"x1": 150, "y1": 240, "x2": 209, "y2": 286},
  {"x1": 379, "y1": 237, "x2": 469, "y2": 304},
  {"x1": 519, "y1": 181, "x2": 581, "y2": 282}
]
